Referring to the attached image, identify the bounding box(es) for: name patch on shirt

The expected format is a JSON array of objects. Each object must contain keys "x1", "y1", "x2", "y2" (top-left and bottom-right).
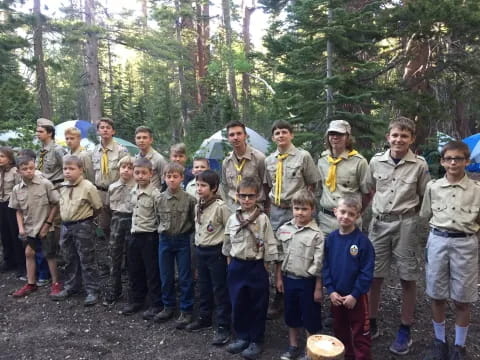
[{"x1": 350, "y1": 245, "x2": 359, "y2": 257}]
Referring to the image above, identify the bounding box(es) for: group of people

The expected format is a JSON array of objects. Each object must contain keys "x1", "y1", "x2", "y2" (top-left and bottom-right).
[{"x1": 0, "y1": 115, "x2": 477, "y2": 360}]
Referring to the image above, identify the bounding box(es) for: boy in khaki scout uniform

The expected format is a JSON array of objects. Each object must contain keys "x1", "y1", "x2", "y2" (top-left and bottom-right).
[
  {"x1": 186, "y1": 170, "x2": 231, "y2": 345},
  {"x1": 420, "y1": 141, "x2": 480, "y2": 360},
  {"x1": 64, "y1": 127, "x2": 94, "y2": 182},
  {"x1": 365, "y1": 116, "x2": 430, "y2": 355},
  {"x1": 36, "y1": 118, "x2": 66, "y2": 185},
  {"x1": 317, "y1": 120, "x2": 369, "y2": 236},
  {"x1": 51, "y1": 156, "x2": 103, "y2": 306},
  {"x1": 275, "y1": 190, "x2": 324, "y2": 360},
  {"x1": 264, "y1": 119, "x2": 321, "y2": 318},
  {"x1": 221, "y1": 121, "x2": 267, "y2": 212},
  {"x1": 120, "y1": 157, "x2": 163, "y2": 319},
  {"x1": 91, "y1": 117, "x2": 129, "y2": 274},
  {"x1": 223, "y1": 177, "x2": 278, "y2": 359},
  {"x1": 170, "y1": 143, "x2": 194, "y2": 189},
  {"x1": 154, "y1": 162, "x2": 196, "y2": 329},
  {"x1": 134, "y1": 126, "x2": 167, "y2": 189},
  {"x1": 103, "y1": 156, "x2": 135, "y2": 306},
  {"x1": 9, "y1": 156, "x2": 61, "y2": 298}
]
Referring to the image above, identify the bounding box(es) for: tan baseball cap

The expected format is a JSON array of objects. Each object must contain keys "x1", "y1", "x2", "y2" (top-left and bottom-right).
[
  {"x1": 37, "y1": 118, "x2": 54, "y2": 127},
  {"x1": 327, "y1": 120, "x2": 351, "y2": 134}
]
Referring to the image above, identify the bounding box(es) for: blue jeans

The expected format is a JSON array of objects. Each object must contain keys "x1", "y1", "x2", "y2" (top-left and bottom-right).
[{"x1": 158, "y1": 233, "x2": 194, "y2": 312}]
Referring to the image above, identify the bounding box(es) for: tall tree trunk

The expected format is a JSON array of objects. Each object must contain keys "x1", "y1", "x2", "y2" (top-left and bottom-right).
[
  {"x1": 222, "y1": 0, "x2": 238, "y2": 109},
  {"x1": 106, "y1": 37, "x2": 115, "y2": 121},
  {"x1": 241, "y1": 1, "x2": 255, "y2": 123},
  {"x1": 33, "y1": 0, "x2": 52, "y2": 119},
  {"x1": 195, "y1": 0, "x2": 209, "y2": 105},
  {"x1": 85, "y1": 0, "x2": 102, "y2": 125}
]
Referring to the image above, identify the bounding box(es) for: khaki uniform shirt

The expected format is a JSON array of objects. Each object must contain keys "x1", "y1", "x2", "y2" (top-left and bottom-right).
[
  {"x1": 107, "y1": 179, "x2": 135, "y2": 213},
  {"x1": 420, "y1": 175, "x2": 480, "y2": 234},
  {"x1": 67, "y1": 148, "x2": 94, "y2": 183},
  {"x1": 9, "y1": 175, "x2": 59, "y2": 237},
  {"x1": 223, "y1": 210, "x2": 278, "y2": 262},
  {"x1": 37, "y1": 141, "x2": 66, "y2": 183},
  {"x1": 157, "y1": 189, "x2": 196, "y2": 235},
  {"x1": 58, "y1": 177, "x2": 102, "y2": 222},
  {"x1": 317, "y1": 150, "x2": 369, "y2": 210},
  {"x1": 131, "y1": 183, "x2": 160, "y2": 233},
  {"x1": 222, "y1": 145, "x2": 266, "y2": 211},
  {"x1": 92, "y1": 140, "x2": 129, "y2": 189},
  {"x1": 135, "y1": 148, "x2": 167, "y2": 189},
  {"x1": 0, "y1": 167, "x2": 20, "y2": 202},
  {"x1": 195, "y1": 199, "x2": 231, "y2": 247},
  {"x1": 276, "y1": 220, "x2": 324, "y2": 278},
  {"x1": 265, "y1": 145, "x2": 320, "y2": 207},
  {"x1": 366, "y1": 149, "x2": 430, "y2": 215},
  {"x1": 186, "y1": 179, "x2": 198, "y2": 200}
]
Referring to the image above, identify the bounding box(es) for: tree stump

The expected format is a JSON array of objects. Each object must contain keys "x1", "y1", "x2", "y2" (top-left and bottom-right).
[{"x1": 306, "y1": 334, "x2": 345, "y2": 360}]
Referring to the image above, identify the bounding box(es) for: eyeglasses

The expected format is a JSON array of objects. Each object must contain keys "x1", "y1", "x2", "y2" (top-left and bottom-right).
[
  {"x1": 237, "y1": 193, "x2": 257, "y2": 200},
  {"x1": 442, "y1": 157, "x2": 466, "y2": 163}
]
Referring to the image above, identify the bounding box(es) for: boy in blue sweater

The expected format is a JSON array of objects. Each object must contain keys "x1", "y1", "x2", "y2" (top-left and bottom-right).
[{"x1": 322, "y1": 196, "x2": 375, "y2": 360}]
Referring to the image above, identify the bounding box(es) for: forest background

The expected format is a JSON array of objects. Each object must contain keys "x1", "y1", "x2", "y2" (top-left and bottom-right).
[{"x1": 2, "y1": 0, "x2": 480, "y2": 161}]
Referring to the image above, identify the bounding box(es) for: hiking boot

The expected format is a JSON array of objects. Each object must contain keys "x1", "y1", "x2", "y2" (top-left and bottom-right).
[
  {"x1": 211, "y1": 326, "x2": 230, "y2": 346},
  {"x1": 449, "y1": 345, "x2": 466, "y2": 360},
  {"x1": 241, "y1": 342, "x2": 262, "y2": 360},
  {"x1": 143, "y1": 306, "x2": 163, "y2": 320},
  {"x1": 267, "y1": 292, "x2": 283, "y2": 319},
  {"x1": 226, "y1": 339, "x2": 250, "y2": 354},
  {"x1": 281, "y1": 345, "x2": 300, "y2": 360},
  {"x1": 119, "y1": 302, "x2": 143, "y2": 316},
  {"x1": 36, "y1": 278, "x2": 51, "y2": 287},
  {"x1": 49, "y1": 282, "x2": 62, "y2": 297},
  {"x1": 102, "y1": 291, "x2": 121, "y2": 306},
  {"x1": 84, "y1": 293, "x2": 98, "y2": 306},
  {"x1": 186, "y1": 318, "x2": 212, "y2": 332},
  {"x1": 423, "y1": 339, "x2": 448, "y2": 360},
  {"x1": 389, "y1": 325, "x2": 413, "y2": 355},
  {"x1": 175, "y1": 312, "x2": 193, "y2": 329},
  {"x1": 12, "y1": 283, "x2": 37, "y2": 298},
  {"x1": 50, "y1": 288, "x2": 74, "y2": 301},
  {"x1": 153, "y1": 307, "x2": 175, "y2": 323}
]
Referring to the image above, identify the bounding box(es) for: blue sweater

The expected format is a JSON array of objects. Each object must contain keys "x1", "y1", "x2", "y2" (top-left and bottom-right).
[{"x1": 322, "y1": 227, "x2": 375, "y2": 299}]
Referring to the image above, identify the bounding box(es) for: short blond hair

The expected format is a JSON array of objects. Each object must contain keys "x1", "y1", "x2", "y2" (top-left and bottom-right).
[
  {"x1": 170, "y1": 143, "x2": 187, "y2": 155},
  {"x1": 64, "y1": 127, "x2": 81, "y2": 137},
  {"x1": 118, "y1": 155, "x2": 134, "y2": 168}
]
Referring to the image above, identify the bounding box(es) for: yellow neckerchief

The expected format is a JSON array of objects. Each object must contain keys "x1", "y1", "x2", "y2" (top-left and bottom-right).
[
  {"x1": 101, "y1": 147, "x2": 109, "y2": 176},
  {"x1": 274, "y1": 153, "x2": 289, "y2": 206},
  {"x1": 325, "y1": 150, "x2": 358, "y2": 192},
  {"x1": 234, "y1": 158, "x2": 247, "y2": 185},
  {"x1": 38, "y1": 149, "x2": 48, "y2": 171}
]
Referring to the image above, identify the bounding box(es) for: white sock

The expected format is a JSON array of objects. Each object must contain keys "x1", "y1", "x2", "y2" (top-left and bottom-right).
[
  {"x1": 433, "y1": 320, "x2": 446, "y2": 343},
  {"x1": 455, "y1": 325, "x2": 468, "y2": 347}
]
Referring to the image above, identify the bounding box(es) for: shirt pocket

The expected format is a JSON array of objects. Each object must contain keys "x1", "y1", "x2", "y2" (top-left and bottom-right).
[
  {"x1": 159, "y1": 210, "x2": 171, "y2": 224},
  {"x1": 226, "y1": 168, "x2": 237, "y2": 186},
  {"x1": 34, "y1": 192, "x2": 49, "y2": 206},
  {"x1": 285, "y1": 163, "x2": 302, "y2": 179},
  {"x1": 92, "y1": 152, "x2": 101, "y2": 171},
  {"x1": 44, "y1": 156, "x2": 56, "y2": 172},
  {"x1": 373, "y1": 173, "x2": 391, "y2": 192},
  {"x1": 108, "y1": 154, "x2": 120, "y2": 171},
  {"x1": 336, "y1": 174, "x2": 357, "y2": 192},
  {"x1": 15, "y1": 192, "x2": 28, "y2": 210},
  {"x1": 293, "y1": 237, "x2": 314, "y2": 259}
]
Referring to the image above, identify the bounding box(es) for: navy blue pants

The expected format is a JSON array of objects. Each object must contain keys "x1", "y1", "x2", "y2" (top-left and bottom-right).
[
  {"x1": 127, "y1": 232, "x2": 163, "y2": 307},
  {"x1": 228, "y1": 258, "x2": 269, "y2": 342},
  {"x1": 0, "y1": 201, "x2": 23, "y2": 272},
  {"x1": 159, "y1": 232, "x2": 194, "y2": 312},
  {"x1": 283, "y1": 275, "x2": 322, "y2": 334},
  {"x1": 195, "y1": 244, "x2": 231, "y2": 326}
]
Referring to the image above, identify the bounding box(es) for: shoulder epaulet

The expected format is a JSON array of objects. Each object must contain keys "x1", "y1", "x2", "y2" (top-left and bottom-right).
[
  {"x1": 415, "y1": 155, "x2": 427, "y2": 163},
  {"x1": 473, "y1": 180, "x2": 480, "y2": 187},
  {"x1": 372, "y1": 151, "x2": 385, "y2": 158}
]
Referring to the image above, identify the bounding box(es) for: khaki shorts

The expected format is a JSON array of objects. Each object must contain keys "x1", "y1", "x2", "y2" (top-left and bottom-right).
[
  {"x1": 368, "y1": 215, "x2": 419, "y2": 281},
  {"x1": 425, "y1": 231, "x2": 479, "y2": 303},
  {"x1": 25, "y1": 232, "x2": 59, "y2": 259}
]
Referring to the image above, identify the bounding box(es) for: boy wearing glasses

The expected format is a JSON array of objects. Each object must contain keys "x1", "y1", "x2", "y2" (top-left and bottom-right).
[
  {"x1": 365, "y1": 116, "x2": 430, "y2": 355},
  {"x1": 420, "y1": 141, "x2": 479, "y2": 360},
  {"x1": 223, "y1": 177, "x2": 278, "y2": 359}
]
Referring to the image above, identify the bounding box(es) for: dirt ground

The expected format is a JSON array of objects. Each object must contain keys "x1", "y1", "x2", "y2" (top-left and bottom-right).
[{"x1": 0, "y1": 222, "x2": 479, "y2": 360}]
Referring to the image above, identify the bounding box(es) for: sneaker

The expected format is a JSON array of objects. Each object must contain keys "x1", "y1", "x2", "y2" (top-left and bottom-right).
[
  {"x1": 175, "y1": 312, "x2": 193, "y2": 330},
  {"x1": 186, "y1": 318, "x2": 213, "y2": 332},
  {"x1": 449, "y1": 345, "x2": 466, "y2": 360},
  {"x1": 49, "y1": 282, "x2": 62, "y2": 297},
  {"x1": 12, "y1": 283, "x2": 37, "y2": 298},
  {"x1": 84, "y1": 293, "x2": 98, "y2": 307},
  {"x1": 241, "y1": 342, "x2": 262, "y2": 360},
  {"x1": 17, "y1": 274, "x2": 27, "y2": 282},
  {"x1": 211, "y1": 326, "x2": 230, "y2": 346},
  {"x1": 36, "y1": 278, "x2": 51, "y2": 287},
  {"x1": 226, "y1": 339, "x2": 250, "y2": 354},
  {"x1": 281, "y1": 345, "x2": 300, "y2": 360},
  {"x1": 119, "y1": 303, "x2": 143, "y2": 316},
  {"x1": 143, "y1": 306, "x2": 163, "y2": 320},
  {"x1": 423, "y1": 339, "x2": 448, "y2": 360},
  {"x1": 389, "y1": 325, "x2": 413, "y2": 355},
  {"x1": 153, "y1": 307, "x2": 175, "y2": 323},
  {"x1": 50, "y1": 289, "x2": 75, "y2": 301}
]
